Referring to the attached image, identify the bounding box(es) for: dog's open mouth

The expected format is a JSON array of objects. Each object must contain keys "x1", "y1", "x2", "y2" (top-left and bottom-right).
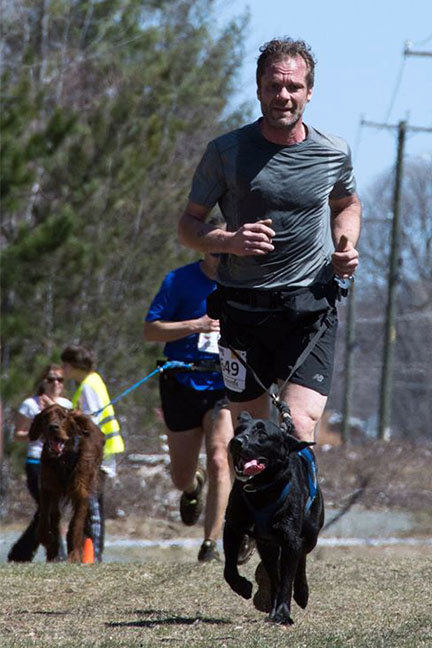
[
  {"x1": 48, "y1": 439, "x2": 66, "y2": 455},
  {"x1": 235, "y1": 456, "x2": 267, "y2": 479}
]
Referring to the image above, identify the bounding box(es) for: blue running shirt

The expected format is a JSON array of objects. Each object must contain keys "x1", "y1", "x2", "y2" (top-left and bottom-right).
[{"x1": 145, "y1": 261, "x2": 224, "y2": 391}]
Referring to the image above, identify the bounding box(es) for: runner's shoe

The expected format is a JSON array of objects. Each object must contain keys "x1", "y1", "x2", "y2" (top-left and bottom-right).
[
  {"x1": 237, "y1": 533, "x2": 256, "y2": 565},
  {"x1": 197, "y1": 539, "x2": 221, "y2": 562},
  {"x1": 179, "y1": 468, "x2": 206, "y2": 526}
]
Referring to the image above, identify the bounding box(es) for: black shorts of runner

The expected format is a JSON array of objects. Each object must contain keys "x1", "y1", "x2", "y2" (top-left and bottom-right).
[
  {"x1": 218, "y1": 284, "x2": 338, "y2": 402},
  {"x1": 159, "y1": 372, "x2": 227, "y2": 432}
]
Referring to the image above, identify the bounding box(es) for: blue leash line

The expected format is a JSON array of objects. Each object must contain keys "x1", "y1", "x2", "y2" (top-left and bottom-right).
[{"x1": 91, "y1": 360, "x2": 193, "y2": 417}]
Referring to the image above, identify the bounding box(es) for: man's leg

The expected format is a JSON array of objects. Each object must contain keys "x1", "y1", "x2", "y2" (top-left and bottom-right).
[
  {"x1": 202, "y1": 405, "x2": 233, "y2": 544},
  {"x1": 166, "y1": 428, "x2": 204, "y2": 493},
  {"x1": 228, "y1": 392, "x2": 271, "y2": 427},
  {"x1": 278, "y1": 382, "x2": 327, "y2": 442},
  {"x1": 279, "y1": 382, "x2": 326, "y2": 509}
]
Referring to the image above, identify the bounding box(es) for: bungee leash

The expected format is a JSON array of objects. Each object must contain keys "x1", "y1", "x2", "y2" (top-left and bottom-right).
[{"x1": 91, "y1": 360, "x2": 194, "y2": 417}]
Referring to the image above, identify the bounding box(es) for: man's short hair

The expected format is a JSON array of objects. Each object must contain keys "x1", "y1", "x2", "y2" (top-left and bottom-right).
[
  {"x1": 61, "y1": 344, "x2": 96, "y2": 372},
  {"x1": 256, "y1": 38, "x2": 317, "y2": 89}
]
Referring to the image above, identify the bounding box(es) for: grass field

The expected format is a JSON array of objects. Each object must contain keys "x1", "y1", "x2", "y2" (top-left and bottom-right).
[{"x1": 1, "y1": 547, "x2": 431, "y2": 648}]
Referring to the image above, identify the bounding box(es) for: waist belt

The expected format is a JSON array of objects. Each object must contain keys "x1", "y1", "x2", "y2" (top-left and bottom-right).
[
  {"x1": 157, "y1": 359, "x2": 221, "y2": 373},
  {"x1": 218, "y1": 285, "x2": 308, "y2": 309}
]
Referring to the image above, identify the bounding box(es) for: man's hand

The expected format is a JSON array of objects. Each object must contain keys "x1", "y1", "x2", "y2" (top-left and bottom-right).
[
  {"x1": 195, "y1": 314, "x2": 220, "y2": 334},
  {"x1": 332, "y1": 235, "x2": 359, "y2": 278},
  {"x1": 228, "y1": 219, "x2": 275, "y2": 256},
  {"x1": 39, "y1": 394, "x2": 56, "y2": 408}
]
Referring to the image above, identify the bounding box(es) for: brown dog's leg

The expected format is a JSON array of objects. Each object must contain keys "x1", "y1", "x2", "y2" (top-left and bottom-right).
[
  {"x1": 67, "y1": 496, "x2": 89, "y2": 562},
  {"x1": 44, "y1": 493, "x2": 62, "y2": 562},
  {"x1": 37, "y1": 490, "x2": 51, "y2": 552}
]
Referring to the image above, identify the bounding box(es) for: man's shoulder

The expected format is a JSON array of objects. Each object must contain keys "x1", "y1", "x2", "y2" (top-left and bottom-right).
[
  {"x1": 307, "y1": 125, "x2": 351, "y2": 156},
  {"x1": 210, "y1": 121, "x2": 258, "y2": 154}
]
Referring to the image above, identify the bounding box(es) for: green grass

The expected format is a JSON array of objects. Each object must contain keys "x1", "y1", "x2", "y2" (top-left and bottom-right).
[{"x1": 1, "y1": 549, "x2": 431, "y2": 647}]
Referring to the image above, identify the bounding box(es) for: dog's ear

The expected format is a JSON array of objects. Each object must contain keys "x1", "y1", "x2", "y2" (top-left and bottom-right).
[
  {"x1": 68, "y1": 410, "x2": 93, "y2": 436},
  {"x1": 28, "y1": 411, "x2": 46, "y2": 441},
  {"x1": 70, "y1": 410, "x2": 100, "y2": 436},
  {"x1": 285, "y1": 435, "x2": 316, "y2": 453},
  {"x1": 237, "y1": 411, "x2": 252, "y2": 424}
]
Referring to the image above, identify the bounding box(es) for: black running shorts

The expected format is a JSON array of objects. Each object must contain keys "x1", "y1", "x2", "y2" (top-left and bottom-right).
[
  {"x1": 159, "y1": 372, "x2": 226, "y2": 432},
  {"x1": 218, "y1": 285, "x2": 338, "y2": 402}
]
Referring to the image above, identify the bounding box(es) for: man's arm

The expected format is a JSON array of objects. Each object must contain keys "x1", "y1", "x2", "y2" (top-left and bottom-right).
[
  {"x1": 330, "y1": 193, "x2": 362, "y2": 277},
  {"x1": 144, "y1": 316, "x2": 219, "y2": 343},
  {"x1": 178, "y1": 201, "x2": 275, "y2": 256}
]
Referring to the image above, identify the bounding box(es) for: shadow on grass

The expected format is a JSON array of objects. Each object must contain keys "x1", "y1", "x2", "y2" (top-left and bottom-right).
[
  {"x1": 107, "y1": 608, "x2": 231, "y2": 629},
  {"x1": 13, "y1": 610, "x2": 71, "y2": 616}
]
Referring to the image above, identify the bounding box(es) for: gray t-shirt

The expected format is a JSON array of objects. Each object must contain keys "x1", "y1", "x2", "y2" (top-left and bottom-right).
[{"x1": 189, "y1": 119, "x2": 356, "y2": 290}]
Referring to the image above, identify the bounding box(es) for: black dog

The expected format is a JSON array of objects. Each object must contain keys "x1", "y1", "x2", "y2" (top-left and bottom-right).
[{"x1": 223, "y1": 411, "x2": 324, "y2": 625}]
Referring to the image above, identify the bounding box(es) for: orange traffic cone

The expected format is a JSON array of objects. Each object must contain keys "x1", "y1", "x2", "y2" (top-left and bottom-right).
[{"x1": 82, "y1": 537, "x2": 94, "y2": 563}]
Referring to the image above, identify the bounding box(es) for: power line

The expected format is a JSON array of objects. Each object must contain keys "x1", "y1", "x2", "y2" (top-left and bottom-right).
[{"x1": 384, "y1": 53, "x2": 406, "y2": 124}]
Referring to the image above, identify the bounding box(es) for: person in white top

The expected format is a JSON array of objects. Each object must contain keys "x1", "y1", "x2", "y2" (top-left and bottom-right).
[{"x1": 8, "y1": 364, "x2": 72, "y2": 562}]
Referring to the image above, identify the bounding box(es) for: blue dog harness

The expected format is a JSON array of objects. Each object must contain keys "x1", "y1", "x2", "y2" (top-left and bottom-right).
[
  {"x1": 242, "y1": 480, "x2": 292, "y2": 536},
  {"x1": 241, "y1": 449, "x2": 318, "y2": 534},
  {"x1": 297, "y1": 447, "x2": 318, "y2": 513}
]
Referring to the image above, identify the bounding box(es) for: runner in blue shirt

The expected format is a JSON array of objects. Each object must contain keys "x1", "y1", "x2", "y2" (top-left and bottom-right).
[{"x1": 144, "y1": 252, "x2": 233, "y2": 562}]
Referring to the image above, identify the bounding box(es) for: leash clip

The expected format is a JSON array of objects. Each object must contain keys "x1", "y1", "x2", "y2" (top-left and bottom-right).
[{"x1": 334, "y1": 275, "x2": 354, "y2": 299}]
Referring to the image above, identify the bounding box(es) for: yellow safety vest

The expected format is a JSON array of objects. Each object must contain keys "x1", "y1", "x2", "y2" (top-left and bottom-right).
[{"x1": 72, "y1": 372, "x2": 124, "y2": 456}]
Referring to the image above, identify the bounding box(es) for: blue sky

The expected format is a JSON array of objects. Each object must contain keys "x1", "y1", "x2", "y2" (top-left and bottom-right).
[{"x1": 221, "y1": 0, "x2": 432, "y2": 196}]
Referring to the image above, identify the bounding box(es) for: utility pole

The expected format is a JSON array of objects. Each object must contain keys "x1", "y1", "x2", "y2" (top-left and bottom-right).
[
  {"x1": 358, "y1": 39, "x2": 432, "y2": 441},
  {"x1": 378, "y1": 120, "x2": 406, "y2": 441},
  {"x1": 360, "y1": 119, "x2": 432, "y2": 440},
  {"x1": 404, "y1": 41, "x2": 432, "y2": 57}
]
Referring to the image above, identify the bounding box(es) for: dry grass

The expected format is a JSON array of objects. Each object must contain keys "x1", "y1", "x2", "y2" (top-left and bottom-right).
[{"x1": 1, "y1": 547, "x2": 431, "y2": 647}]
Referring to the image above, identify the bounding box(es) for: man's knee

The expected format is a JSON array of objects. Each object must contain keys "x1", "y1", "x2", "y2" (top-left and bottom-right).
[
  {"x1": 290, "y1": 410, "x2": 320, "y2": 442},
  {"x1": 206, "y1": 447, "x2": 230, "y2": 483},
  {"x1": 170, "y1": 468, "x2": 196, "y2": 492}
]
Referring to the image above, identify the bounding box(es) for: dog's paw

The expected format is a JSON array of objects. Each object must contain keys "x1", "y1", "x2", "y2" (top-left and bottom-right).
[
  {"x1": 67, "y1": 549, "x2": 81, "y2": 563},
  {"x1": 269, "y1": 603, "x2": 294, "y2": 626}
]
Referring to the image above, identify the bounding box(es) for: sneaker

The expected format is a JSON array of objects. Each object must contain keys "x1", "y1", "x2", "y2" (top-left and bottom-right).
[
  {"x1": 198, "y1": 539, "x2": 220, "y2": 562},
  {"x1": 253, "y1": 561, "x2": 272, "y2": 613},
  {"x1": 179, "y1": 469, "x2": 206, "y2": 526},
  {"x1": 237, "y1": 533, "x2": 256, "y2": 565}
]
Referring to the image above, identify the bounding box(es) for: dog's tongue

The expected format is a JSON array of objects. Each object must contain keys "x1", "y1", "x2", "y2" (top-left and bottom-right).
[
  {"x1": 243, "y1": 459, "x2": 265, "y2": 476},
  {"x1": 50, "y1": 440, "x2": 65, "y2": 454}
]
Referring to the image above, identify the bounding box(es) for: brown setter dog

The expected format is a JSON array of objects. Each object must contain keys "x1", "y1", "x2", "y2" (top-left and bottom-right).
[{"x1": 29, "y1": 404, "x2": 104, "y2": 562}]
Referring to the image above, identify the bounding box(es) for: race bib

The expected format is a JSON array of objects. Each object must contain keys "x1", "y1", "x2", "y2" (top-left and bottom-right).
[
  {"x1": 218, "y1": 344, "x2": 247, "y2": 393},
  {"x1": 197, "y1": 332, "x2": 220, "y2": 354}
]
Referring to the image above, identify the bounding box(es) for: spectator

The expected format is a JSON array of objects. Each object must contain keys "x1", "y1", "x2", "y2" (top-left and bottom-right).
[
  {"x1": 61, "y1": 344, "x2": 124, "y2": 561},
  {"x1": 8, "y1": 364, "x2": 71, "y2": 562}
]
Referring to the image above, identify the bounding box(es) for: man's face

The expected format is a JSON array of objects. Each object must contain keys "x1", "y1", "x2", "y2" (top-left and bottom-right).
[{"x1": 257, "y1": 55, "x2": 313, "y2": 131}]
